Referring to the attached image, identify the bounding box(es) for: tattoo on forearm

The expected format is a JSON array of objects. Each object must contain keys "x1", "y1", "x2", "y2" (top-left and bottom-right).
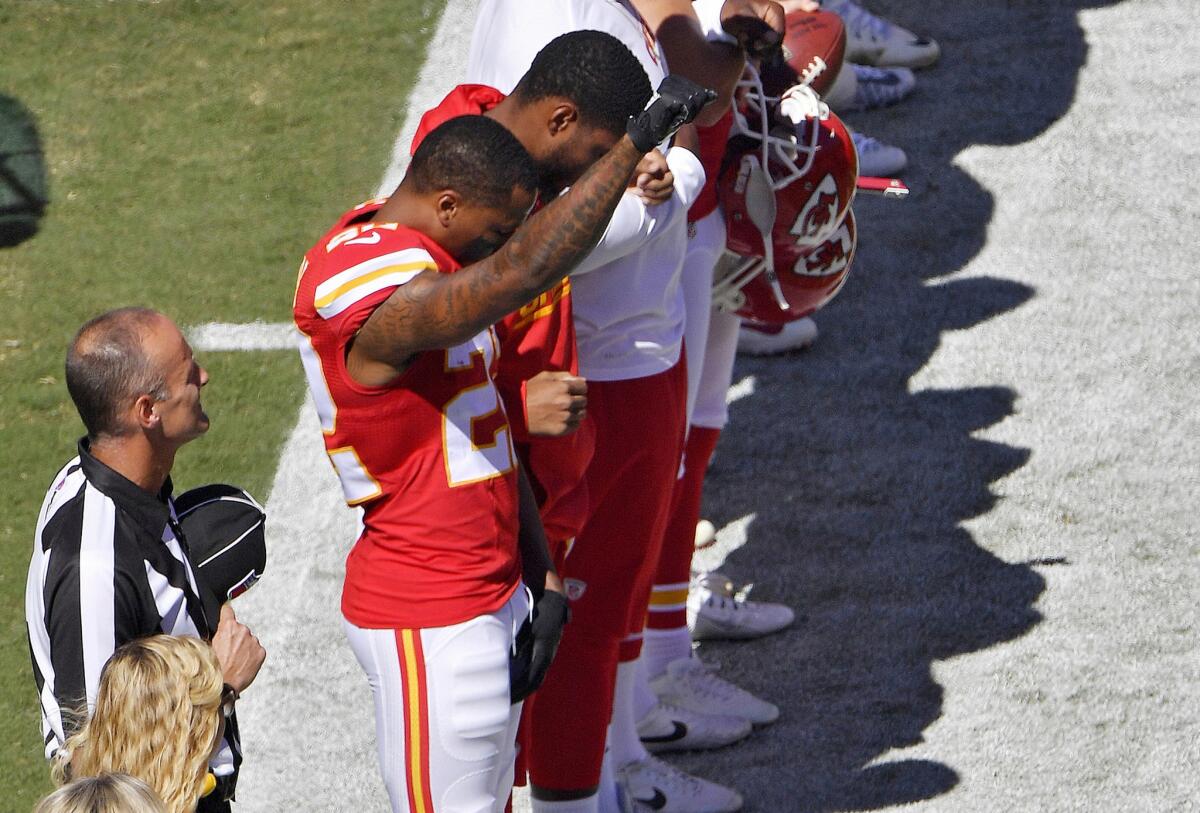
[{"x1": 359, "y1": 138, "x2": 642, "y2": 366}]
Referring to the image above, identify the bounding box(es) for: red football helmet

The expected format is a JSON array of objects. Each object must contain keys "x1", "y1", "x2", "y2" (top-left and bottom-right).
[
  {"x1": 714, "y1": 208, "x2": 857, "y2": 323},
  {"x1": 715, "y1": 66, "x2": 859, "y2": 319}
]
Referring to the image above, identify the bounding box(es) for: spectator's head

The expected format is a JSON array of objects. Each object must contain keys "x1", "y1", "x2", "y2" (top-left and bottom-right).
[
  {"x1": 509, "y1": 30, "x2": 652, "y2": 192},
  {"x1": 65, "y1": 308, "x2": 209, "y2": 448},
  {"x1": 35, "y1": 773, "x2": 167, "y2": 813},
  {"x1": 402, "y1": 115, "x2": 537, "y2": 264},
  {"x1": 53, "y1": 636, "x2": 226, "y2": 813}
]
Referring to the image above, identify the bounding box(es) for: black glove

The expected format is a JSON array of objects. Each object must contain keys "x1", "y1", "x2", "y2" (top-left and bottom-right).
[
  {"x1": 626, "y1": 74, "x2": 718, "y2": 152},
  {"x1": 509, "y1": 589, "x2": 570, "y2": 704}
]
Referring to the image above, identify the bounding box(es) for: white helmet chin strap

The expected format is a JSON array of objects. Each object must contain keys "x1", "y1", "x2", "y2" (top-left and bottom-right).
[
  {"x1": 732, "y1": 64, "x2": 829, "y2": 192},
  {"x1": 740, "y1": 156, "x2": 790, "y2": 311}
]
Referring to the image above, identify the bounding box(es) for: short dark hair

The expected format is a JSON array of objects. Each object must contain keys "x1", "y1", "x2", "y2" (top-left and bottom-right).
[
  {"x1": 406, "y1": 115, "x2": 537, "y2": 208},
  {"x1": 512, "y1": 30, "x2": 653, "y2": 135},
  {"x1": 65, "y1": 307, "x2": 169, "y2": 439}
]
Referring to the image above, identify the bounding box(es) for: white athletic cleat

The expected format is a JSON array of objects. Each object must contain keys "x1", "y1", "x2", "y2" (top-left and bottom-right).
[
  {"x1": 737, "y1": 317, "x2": 818, "y2": 356},
  {"x1": 694, "y1": 519, "x2": 717, "y2": 550},
  {"x1": 824, "y1": 63, "x2": 915, "y2": 112},
  {"x1": 688, "y1": 572, "x2": 795, "y2": 642},
  {"x1": 637, "y1": 700, "x2": 752, "y2": 753},
  {"x1": 821, "y1": 0, "x2": 941, "y2": 69},
  {"x1": 618, "y1": 755, "x2": 744, "y2": 813},
  {"x1": 851, "y1": 131, "x2": 908, "y2": 177},
  {"x1": 651, "y1": 657, "x2": 780, "y2": 725}
]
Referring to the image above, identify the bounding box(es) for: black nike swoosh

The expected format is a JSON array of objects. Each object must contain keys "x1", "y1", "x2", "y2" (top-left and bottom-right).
[
  {"x1": 633, "y1": 788, "x2": 668, "y2": 810},
  {"x1": 639, "y1": 721, "x2": 688, "y2": 744}
]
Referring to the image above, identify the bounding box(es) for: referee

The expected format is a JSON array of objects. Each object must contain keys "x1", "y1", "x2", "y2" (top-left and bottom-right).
[{"x1": 25, "y1": 307, "x2": 265, "y2": 812}]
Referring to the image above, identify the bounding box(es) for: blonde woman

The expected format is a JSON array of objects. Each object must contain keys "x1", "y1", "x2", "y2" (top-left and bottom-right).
[
  {"x1": 35, "y1": 773, "x2": 167, "y2": 813},
  {"x1": 51, "y1": 635, "x2": 232, "y2": 813}
]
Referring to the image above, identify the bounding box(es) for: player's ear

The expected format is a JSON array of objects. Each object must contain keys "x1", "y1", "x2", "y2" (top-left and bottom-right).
[
  {"x1": 547, "y1": 102, "x2": 578, "y2": 137},
  {"x1": 133, "y1": 393, "x2": 159, "y2": 430},
  {"x1": 435, "y1": 190, "x2": 460, "y2": 226}
]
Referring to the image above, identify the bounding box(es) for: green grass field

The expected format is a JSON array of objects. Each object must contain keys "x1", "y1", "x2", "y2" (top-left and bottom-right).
[{"x1": 0, "y1": 1, "x2": 442, "y2": 804}]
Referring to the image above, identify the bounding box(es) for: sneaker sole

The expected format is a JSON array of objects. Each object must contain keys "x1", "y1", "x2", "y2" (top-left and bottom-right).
[
  {"x1": 641, "y1": 720, "x2": 753, "y2": 753},
  {"x1": 691, "y1": 615, "x2": 794, "y2": 641}
]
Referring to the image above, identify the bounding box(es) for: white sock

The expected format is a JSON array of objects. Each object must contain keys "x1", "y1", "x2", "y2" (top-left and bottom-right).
[
  {"x1": 609, "y1": 660, "x2": 650, "y2": 769},
  {"x1": 642, "y1": 626, "x2": 693, "y2": 679},
  {"x1": 632, "y1": 658, "x2": 658, "y2": 721},
  {"x1": 531, "y1": 796, "x2": 599, "y2": 813},
  {"x1": 596, "y1": 742, "x2": 621, "y2": 813}
]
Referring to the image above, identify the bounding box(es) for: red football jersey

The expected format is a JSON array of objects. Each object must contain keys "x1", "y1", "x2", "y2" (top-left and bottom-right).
[
  {"x1": 412, "y1": 84, "x2": 590, "y2": 541},
  {"x1": 294, "y1": 200, "x2": 521, "y2": 629}
]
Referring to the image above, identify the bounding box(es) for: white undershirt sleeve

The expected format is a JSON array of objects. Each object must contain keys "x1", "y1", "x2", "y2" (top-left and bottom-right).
[{"x1": 571, "y1": 146, "x2": 706, "y2": 276}]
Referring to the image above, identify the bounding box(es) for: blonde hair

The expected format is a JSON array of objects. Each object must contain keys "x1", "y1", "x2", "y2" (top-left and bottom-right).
[
  {"x1": 35, "y1": 773, "x2": 167, "y2": 813},
  {"x1": 52, "y1": 635, "x2": 224, "y2": 813}
]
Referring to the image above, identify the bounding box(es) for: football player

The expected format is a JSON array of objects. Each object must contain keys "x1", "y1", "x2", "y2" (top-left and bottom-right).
[
  {"x1": 467, "y1": 2, "x2": 779, "y2": 811},
  {"x1": 408, "y1": 30, "x2": 673, "y2": 586},
  {"x1": 631, "y1": 0, "x2": 791, "y2": 730},
  {"x1": 292, "y1": 83, "x2": 712, "y2": 812}
]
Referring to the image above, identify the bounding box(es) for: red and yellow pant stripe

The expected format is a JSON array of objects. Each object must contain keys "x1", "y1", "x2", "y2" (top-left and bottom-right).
[{"x1": 396, "y1": 629, "x2": 434, "y2": 813}]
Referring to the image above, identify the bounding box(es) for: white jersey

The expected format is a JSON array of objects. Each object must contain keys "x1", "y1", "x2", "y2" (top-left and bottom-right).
[
  {"x1": 468, "y1": 0, "x2": 701, "y2": 381},
  {"x1": 468, "y1": 0, "x2": 665, "y2": 93},
  {"x1": 570, "y1": 147, "x2": 704, "y2": 379}
]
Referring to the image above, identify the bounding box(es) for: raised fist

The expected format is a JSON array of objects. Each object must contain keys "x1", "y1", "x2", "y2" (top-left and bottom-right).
[
  {"x1": 626, "y1": 74, "x2": 718, "y2": 152},
  {"x1": 720, "y1": 0, "x2": 787, "y2": 58}
]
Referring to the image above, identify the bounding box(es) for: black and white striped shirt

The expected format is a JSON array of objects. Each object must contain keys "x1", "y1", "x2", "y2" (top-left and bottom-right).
[{"x1": 25, "y1": 439, "x2": 236, "y2": 781}]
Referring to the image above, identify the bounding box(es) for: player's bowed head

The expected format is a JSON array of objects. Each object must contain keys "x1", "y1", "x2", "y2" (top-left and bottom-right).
[
  {"x1": 497, "y1": 29, "x2": 657, "y2": 196},
  {"x1": 350, "y1": 77, "x2": 716, "y2": 383},
  {"x1": 391, "y1": 115, "x2": 539, "y2": 268}
]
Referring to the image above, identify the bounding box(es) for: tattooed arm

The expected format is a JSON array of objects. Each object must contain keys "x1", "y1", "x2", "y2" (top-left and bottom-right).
[
  {"x1": 349, "y1": 78, "x2": 715, "y2": 381},
  {"x1": 571, "y1": 137, "x2": 706, "y2": 276},
  {"x1": 349, "y1": 134, "x2": 644, "y2": 381}
]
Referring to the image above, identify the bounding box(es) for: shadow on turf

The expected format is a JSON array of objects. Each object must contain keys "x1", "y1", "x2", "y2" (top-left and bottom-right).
[{"x1": 680, "y1": 1, "x2": 1124, "y2": 809}]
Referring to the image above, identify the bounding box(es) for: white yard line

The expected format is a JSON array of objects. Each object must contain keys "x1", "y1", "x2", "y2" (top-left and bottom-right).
[{"x1": 187, "y1": 322, "x2": 296, "y2": 352}]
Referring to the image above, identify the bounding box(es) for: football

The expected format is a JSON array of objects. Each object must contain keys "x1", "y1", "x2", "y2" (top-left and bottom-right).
[{"x1": 759, "y1": 9, "x2": 847, "y2": 99}]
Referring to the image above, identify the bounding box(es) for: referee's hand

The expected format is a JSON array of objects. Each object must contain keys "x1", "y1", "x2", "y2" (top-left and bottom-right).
[{"x1": 212, "y1": 603, "x2": 266, "y2": 695}]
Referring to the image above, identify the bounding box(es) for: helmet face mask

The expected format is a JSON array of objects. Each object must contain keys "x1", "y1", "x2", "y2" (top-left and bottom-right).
[
  {"x1": 731, "y1": 66, "x2": 827, "y2": 193},
  {"x1": 717, "y1": 64, "x2": 860, "y2": 322},
  {"x1": 714, "y1": 209, "x2": 858, "y2": 323}
]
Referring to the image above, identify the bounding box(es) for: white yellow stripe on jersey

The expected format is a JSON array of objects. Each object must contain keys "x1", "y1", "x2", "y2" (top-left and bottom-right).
[{"x1": 314, "y1": 249, "x2": 436, "y2": 319}]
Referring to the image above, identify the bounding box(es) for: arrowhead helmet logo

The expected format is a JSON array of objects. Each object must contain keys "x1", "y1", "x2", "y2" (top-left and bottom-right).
[
  {"x1": 789, "y1": 173, "x2": 840, "y2": 246},
  {"x1": 796, "y1": 225, "x2": 853, "y2": 277}
]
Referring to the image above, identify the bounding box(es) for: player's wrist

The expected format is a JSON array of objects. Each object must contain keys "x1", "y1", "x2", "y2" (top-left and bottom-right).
[{"x1": 543, "y1": 570, "x2": 564, "y2": 597}]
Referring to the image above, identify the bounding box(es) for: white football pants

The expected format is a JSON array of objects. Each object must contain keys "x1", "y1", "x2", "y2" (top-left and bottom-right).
[{"x1": 344, "y1": 586, "x2": 531, "y2": 813}]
